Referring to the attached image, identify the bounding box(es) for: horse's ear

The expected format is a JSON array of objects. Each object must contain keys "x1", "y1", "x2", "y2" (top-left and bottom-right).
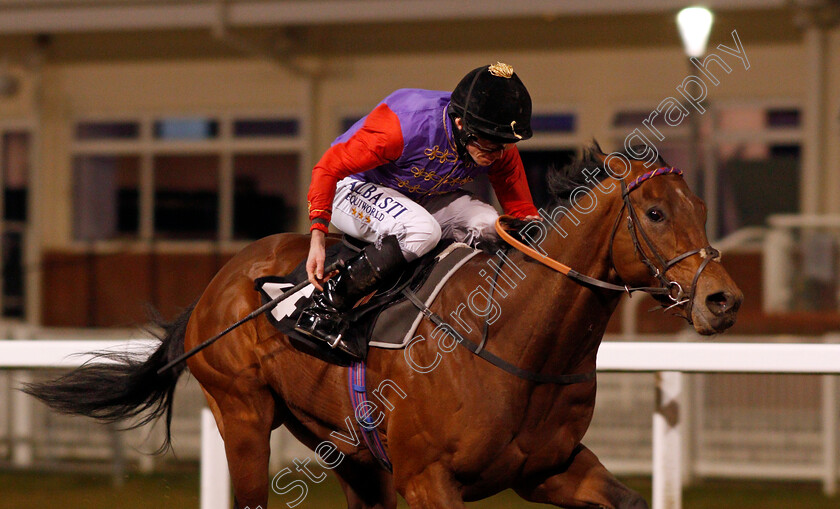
[{"x1": 587, "y1": 139, "x2": 607, "y2": 163}]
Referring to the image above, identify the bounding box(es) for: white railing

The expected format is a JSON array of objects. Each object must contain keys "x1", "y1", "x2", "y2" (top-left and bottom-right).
[
  {"x1": 763, "y1": 214, "x2": 840, "y2": 312},
  {"x1": 0, "y1": 337, "x2": 229, "y2": 509},
  {"x1": 1, "y1": 336, "x2": 840, "y2": 509},
  {"x1": 599, "y1": 333, "x2": 840, "y2": 509}
]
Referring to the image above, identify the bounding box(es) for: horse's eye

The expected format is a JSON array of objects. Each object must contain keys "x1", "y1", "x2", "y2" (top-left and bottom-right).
[{"x1": 646, "y1": 208, "x2": 665, "y2": 223}]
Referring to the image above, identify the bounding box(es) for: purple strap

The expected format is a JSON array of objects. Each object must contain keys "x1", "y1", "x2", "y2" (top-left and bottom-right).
[
  {"x1": 348, "y1": 361, "x2": 393, "y2": 472},
  {"x1": 625, "y1": 167, "x2": 683, "y2": 194}
]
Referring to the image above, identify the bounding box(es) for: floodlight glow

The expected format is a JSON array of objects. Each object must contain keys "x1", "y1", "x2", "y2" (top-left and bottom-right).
[{"x1": 677, "y1": 7, "x2": 714, "y2": 58}]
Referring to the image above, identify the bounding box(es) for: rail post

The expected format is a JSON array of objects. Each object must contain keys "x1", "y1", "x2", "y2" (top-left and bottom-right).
[
  {"x1": 201, "y1": 407, "x2": 231, "y2": 509},
  {"x1": 10, "y1": 325, "x2": 33, "y2": 467},
  {"x1": 653, "y1": 371, "x2": 683, "y2": 509},
  {"x1": 763, "y1": 226, "x2": 794, "y2": 312},
  {"x1": 823, "y1": 333, "x2": 839, "y2": 496}
]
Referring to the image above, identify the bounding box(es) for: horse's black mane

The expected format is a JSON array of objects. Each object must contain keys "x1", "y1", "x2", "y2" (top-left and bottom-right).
[
  {"x1": 481, "y1": 140, "x2": 669, "y2": 252},
  {"x1": 545, "y1": 140, "x2": 669, "y2": 209}
]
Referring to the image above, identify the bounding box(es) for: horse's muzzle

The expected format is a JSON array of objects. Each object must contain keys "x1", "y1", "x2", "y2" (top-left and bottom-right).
[{"x1": 692, "y1": 288, "x2": 743, "y2": 334}]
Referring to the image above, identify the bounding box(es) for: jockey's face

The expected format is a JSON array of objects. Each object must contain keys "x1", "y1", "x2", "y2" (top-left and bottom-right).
[{"x1": 454, "y1": 118, "x2": 510, "y2": 166}]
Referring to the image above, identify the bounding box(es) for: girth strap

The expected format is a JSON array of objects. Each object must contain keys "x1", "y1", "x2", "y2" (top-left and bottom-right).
[
  {"x1": 348, "y1": 361, "x2": 393, "y2": 472},
  {"x1": 401, "y1": 289, "x2": 596, "y2": 385}
]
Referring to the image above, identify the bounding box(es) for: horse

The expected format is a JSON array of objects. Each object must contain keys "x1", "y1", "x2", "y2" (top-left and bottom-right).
[{"x1": 24, "y1": 144, "x2": 742, "y2": 508}]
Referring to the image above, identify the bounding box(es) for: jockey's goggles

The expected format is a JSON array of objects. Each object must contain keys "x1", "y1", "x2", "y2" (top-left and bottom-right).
[{"x1": 466, "y1": 134, "x2": 511, "y2": 154}]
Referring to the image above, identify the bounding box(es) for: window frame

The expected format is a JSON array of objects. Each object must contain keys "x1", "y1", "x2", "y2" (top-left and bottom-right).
[{"x1": 70, "y1": 110, "x2": 307, "y2": 249}]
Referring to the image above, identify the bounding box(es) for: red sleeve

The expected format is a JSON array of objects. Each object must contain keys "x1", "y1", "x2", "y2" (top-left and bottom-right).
[
  {"x1": 488, "y1": 145, "x2": 539, "y2": 218},
  {"x1": 307, "y1": 104, "x2": 404, "y2": 232}
]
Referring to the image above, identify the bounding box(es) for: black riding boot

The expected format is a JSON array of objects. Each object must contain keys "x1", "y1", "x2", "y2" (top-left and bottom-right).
[{"x1": 295, "y1": 235, "x2": 406, "y2": 359}]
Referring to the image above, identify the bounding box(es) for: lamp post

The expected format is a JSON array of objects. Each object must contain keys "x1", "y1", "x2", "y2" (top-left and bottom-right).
[
  {"x1": 676, "y1": 6, "x2": 716, "y2": 239},
  {"x1": 655, "y1": 10, "x2": 716, "y2": 509}
]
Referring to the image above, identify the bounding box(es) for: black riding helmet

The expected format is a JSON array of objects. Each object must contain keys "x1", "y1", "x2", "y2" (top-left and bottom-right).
[{"x1": 448, "y1": 62, "x2": 533, "y2": 147}]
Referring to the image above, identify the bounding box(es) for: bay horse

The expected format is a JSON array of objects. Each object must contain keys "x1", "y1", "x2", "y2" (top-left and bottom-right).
[{"x1": 25, "y1": 144, "x2": 742, "y2": 508}]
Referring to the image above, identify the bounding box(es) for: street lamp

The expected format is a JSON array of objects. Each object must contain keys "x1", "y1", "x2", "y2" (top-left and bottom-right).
[
  {"x1": 676, "y1": 6, "x2": 717, "y2": 238},
  {"x1": 677, "y1": 6, "x2": 714, "y2": 58}
]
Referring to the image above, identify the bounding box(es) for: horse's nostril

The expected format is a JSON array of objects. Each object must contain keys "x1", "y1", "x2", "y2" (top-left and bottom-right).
[{"x1": 705, "y1": 291, "x2": 739, "y2": 316}]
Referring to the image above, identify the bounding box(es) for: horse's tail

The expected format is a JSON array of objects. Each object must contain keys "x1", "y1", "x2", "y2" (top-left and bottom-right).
[{"x1": 21, "y1": 304, "x2": 195, "y2": 453}]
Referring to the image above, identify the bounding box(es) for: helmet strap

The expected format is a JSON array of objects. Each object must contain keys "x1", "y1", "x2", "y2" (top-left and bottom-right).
[{"x1": 448, "y1": 109, "x2": 474, "y2": 162}]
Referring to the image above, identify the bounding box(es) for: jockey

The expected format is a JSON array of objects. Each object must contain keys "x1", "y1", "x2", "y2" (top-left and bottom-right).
[{"x1": 296, "y1": 62, "x2": 540, "y2": 358}]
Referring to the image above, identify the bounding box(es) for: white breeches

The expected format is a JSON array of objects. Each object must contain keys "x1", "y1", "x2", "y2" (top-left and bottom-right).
[{"x1": 330, "y1": 177, "x2": 498, "y2": 260}]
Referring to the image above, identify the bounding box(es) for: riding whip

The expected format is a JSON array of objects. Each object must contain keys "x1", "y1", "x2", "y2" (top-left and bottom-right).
[{"x1": 156, "y1": 259, "x2": 345, "y2": 375}]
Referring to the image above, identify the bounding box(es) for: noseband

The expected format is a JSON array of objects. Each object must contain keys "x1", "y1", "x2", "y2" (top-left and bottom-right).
[{"x1": 495, "y1": 166, "x2": 721, "y2": 320}]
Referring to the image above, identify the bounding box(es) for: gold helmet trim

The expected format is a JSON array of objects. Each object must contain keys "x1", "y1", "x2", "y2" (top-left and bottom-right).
[{"x1": 488, "y1": 62, "x2": 514, "y2": 79}]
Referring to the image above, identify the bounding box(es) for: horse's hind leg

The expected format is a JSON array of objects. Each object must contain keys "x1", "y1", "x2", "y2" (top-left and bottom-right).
[
  {"x1": 210, "y1": 387, "x2": 275, "y2": 509},
  {"x1": 514, "y1": 444, "x2": 648, "y2": 509}
]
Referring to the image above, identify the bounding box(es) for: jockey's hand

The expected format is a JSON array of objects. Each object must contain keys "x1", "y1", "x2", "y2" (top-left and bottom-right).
[
  {"x1": 307, "y1": 230, "x2": 327, "y2": 292},
  {"x1": 523, "y1": 214, "x2": 542, "y2": 221}
]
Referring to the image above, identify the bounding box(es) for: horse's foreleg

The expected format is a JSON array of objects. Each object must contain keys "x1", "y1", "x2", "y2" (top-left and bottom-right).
[
  {"x1": 334, "y1": 461, "x2": 397, "y2": 509},
  {"x1": 399, "y1": 463, "x2": 467, "y2": 509},
  {"x1": 282, "y1": 414, "x2": 398, "y2": 509},
  {"x1": 514, "y1": 444, "x2": 648, "y2": 509}
]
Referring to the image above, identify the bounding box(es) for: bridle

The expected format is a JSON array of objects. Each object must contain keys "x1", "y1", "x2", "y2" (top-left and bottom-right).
[
  {"x1": 495, "y1": 166, "x2": 721, "y2": 320},
  {"x1": 613, "y1": 167, "x2": 721, "y2": 318}
]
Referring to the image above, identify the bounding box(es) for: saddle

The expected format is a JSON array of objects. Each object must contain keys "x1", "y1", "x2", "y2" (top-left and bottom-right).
[{"x1": 255, "y1": 236, "x2": 480, "y2": 365}]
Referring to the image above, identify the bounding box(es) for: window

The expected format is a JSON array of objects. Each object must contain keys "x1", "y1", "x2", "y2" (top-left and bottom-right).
[
  {"x1": 341, "y1": 116, "x2": 363, "y2": 133},
  {"x1": 531, "y1": 113, "x2": 576, "y2": 133},
  {"x1": 714, "y1": 105, "x2": 801, "y2": 236},
  {"x1": 154, "y1": 117, "x2": 218, "y2": 140},
  {"x1": 766, "y1": 108, "x2": 800, "y2": 128},
  {"x1": 2, "y1": 229, "x2": 23, "y2": 317},
  {"x1": 72, "y1": 114, "x2": 305, "y2": 242},
  {"x1": 73, "y1": 155, "x2": 141, "y2": 240},
  {"x1": 234, "y1": 118, "x2": 299, "y2": 137},
  {"x1": 2, "y1": 131, "x2": 30, "y2": 318},
  {"x1": 154, "y1": 154, "x2": 219, "y2": 239},
  {"x1": 519, "y1": 149, "x2": 576, "y2": 209},
  {"x1": 75, "y1": 121, "x2": 140, "y2": 141},
  {"x1": 233, "y1": 153, "x2": 299, "y2": 239},
  {"x1": 3, "y1": 132, "x2": 29, "y2": 222},
  {"x1": 519, "y1": 112, "x2": 579, "y2": 210}
]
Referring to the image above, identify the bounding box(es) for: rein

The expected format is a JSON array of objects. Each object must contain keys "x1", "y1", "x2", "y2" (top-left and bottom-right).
[
  {"x1": 496, "y1": 167, "x2": 720, "y2": 317},
  {"x1": 494, "y1": 219, "x2": 669, "y2": 297}
]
